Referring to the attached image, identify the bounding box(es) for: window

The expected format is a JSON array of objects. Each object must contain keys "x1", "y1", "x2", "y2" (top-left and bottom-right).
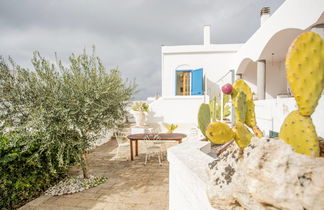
[
  {"x1": 176, "y1": 71, "x2": 191, "y2": 95},
  {"x1": 175, "y1": 68, "x2": 203, "y2": 96}
]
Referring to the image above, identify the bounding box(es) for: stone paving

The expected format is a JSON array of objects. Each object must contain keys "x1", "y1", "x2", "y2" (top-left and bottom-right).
[{"x1": 20, "y1": 138, "x2": 176, "y2": 210}]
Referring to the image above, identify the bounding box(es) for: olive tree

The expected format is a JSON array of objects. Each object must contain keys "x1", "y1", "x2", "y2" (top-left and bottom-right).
[{"x1": 0, "y1": 50, "x2": 136, "y2": 178}]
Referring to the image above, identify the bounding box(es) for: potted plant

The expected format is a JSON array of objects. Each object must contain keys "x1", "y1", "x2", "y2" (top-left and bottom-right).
[
  {"x1": 132, "y1": 102, "x2": 149, "y2": 126},
  {"x1": 164, "y1": 123, "x2": 178, "y2": 134}
]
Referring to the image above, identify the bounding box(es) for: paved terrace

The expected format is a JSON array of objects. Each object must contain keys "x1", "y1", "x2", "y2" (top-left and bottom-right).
[{"x1": 20, "y1": 138, "x2": 175, "y2": 210}]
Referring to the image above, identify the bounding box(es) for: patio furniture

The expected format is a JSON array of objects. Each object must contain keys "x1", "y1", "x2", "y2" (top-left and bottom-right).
[
  {"x1": 143, "y1": 134, "x2": 163, "y2": 165},
  {"x1": 114, "y1": 131, "x2": 130, "y2": 160},
  {"x1": 127, "y1": 133, "x2": 187, "y2": 161}
]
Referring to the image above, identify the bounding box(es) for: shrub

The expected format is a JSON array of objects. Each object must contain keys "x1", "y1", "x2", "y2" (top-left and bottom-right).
[
  {"x1": 0, "y1": 49, "x2": 136, "y2": 178},
  {"x1": 0, "y1": 134, "x2": 65, "y2": 209}
]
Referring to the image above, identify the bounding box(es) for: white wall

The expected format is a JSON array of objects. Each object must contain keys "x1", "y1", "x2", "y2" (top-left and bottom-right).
[
  {"x1": 161, "y1": 44, "x2": 241, "y2": 98},
  {"x1": 244, "y1": 60, "x2": 287, "y2": 99},
  {"x1": 234, "y1": 0, "x2": 324, "y2": 72},
  {"x1": 168, "y1": 140, "x2": 215, "y2": 210},
  {"x1": 147, "y1": 95, "x2": 208, "y2": 125},
  {"x1": 255, "y1": 97, "x2": 324, "y2": 138}
]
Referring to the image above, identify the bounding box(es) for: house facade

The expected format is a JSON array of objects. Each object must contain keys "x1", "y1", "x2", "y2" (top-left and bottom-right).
[{"x1": 147, "y1": 0, "x2": 324, "y2": 136}]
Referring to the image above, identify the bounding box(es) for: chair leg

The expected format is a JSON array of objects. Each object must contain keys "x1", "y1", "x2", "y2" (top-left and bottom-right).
[
  {"x1": 144, "y1": 153, "x2": 148, "y2": 165},
  {"x1": 116, "y1": 146, "x2": 120, "y2": 159},
  {"x1": 158, "y1": 152, "x2": 162, "y2": 166},
  {"x1": 160, "y1": 147, "x2": 164, "y2": 161}
]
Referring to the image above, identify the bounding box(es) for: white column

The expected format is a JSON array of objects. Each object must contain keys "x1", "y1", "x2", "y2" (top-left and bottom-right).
[{"x1": 257, "y1": 60, "x2": 266, "y2": 100}]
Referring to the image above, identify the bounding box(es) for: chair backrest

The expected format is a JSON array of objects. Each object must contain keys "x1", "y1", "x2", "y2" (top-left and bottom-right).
[
  {"x1": 144, "y1": 133, "x2": 161, "y2": 144},
  {"x1": 115, "y1": 131, "x2": 128, "y2": 145}
]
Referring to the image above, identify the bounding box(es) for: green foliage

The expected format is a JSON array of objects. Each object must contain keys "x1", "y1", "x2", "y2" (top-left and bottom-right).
[
  {"x1": 132, "y1": 102, "x2": 149, "y2": 112},
  {"x1": 198, "y1": 104, "x2": 211, "y2": 138},
  {"x1": 0, "y1": 134, "x2": 65, "y2": 209},
  {"x1": 0, "y1": 50, "x2": 135, "y2": 176}
]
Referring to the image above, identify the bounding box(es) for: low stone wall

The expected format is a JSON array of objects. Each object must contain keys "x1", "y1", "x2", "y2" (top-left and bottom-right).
[
  {"x1": 167, "y1": 140, "x2": 215, "y2": 210},
  {"x1": 207, "y1": 138, "x2": 324, "y2": 210}
]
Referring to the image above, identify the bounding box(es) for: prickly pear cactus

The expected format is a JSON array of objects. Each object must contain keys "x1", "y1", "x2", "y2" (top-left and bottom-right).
[
  {"x1": 209, "y1": 97, "x2": 217, "y2": 122},
  {"x1": 198, "y1": 104, "x2": 211, "y2": 138},
  {"x1": 206, "y1": 122, "x2": 234, "y2": 144},
  {"x1": 280, "y1": 111, "x2": 319, "y2": 157},
  {"x1": 232, "y1": 80, "x2": 253, "y2": 101},
  {"x1": 232, "y1": 79, "x2": 263, "y2": 138},
  {"x1": 286, "y1": 32, "x2": 324, "y2": 116},
  {"x1": 233, "y1": 91, "x2": 247, "y2": 123},
  {"x1": 279, "y1": 32, "x2": 324, "y2": 157},
  {"x1": 232, "y1": 121, "x2": 253, "y2": 150}
]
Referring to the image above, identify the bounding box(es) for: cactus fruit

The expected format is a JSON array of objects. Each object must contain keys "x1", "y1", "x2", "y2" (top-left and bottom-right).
[
  {"x1": 233, "y1": 91, "x2": 247, "y2": 123},
  {"x1": 279, "y1": 32, "x2": 323, "y2": 157},
  {"x1": 222, "y1": 83, "x2": 233, "y2": 95},
  {"x1": 279, "y1": 111, "x2": 319, "y2": 157},
  {"x1": 198, "y1": 104, "x2": 211, "y2": 138},
  {"x1": 232, "y1": 121, "x2": 253, "y2": 150},
  {"x1": 206, "y1": 122, "x2": 234, "y2": 144},
  {"x1": 285, "y1": 32, "x2": 324, "y2": 116}
]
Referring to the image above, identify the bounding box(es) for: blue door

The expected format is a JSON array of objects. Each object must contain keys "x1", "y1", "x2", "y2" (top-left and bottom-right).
[{"x1": 191, "y1": 68, "x2": 203, "y2": 95}]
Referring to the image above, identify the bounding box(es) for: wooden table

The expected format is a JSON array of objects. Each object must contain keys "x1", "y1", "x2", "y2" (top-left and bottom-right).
[{"x1": 127, "y1": 133, "x2": 187, "y2": 161}]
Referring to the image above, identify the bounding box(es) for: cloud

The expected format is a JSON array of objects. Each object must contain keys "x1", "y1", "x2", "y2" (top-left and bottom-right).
[{"x1": 0, "y1": 0, "x2": 285, "y2": 99}]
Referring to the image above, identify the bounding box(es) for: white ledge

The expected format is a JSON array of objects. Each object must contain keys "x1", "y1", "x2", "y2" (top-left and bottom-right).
[{"x1": 168, "y1": 140, "x2": 215, "y2": 210}]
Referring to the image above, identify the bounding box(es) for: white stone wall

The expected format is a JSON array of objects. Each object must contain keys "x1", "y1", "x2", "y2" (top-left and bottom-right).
[
  {"x1": 255, "y1": 97, "x2": 324, "y2": 137},
  {"x1": 147, "y1": 95, "x2": 208, "y2": 125},
  {"x1": 168, "y1": 140, "x2": 215, "y2": 210}
]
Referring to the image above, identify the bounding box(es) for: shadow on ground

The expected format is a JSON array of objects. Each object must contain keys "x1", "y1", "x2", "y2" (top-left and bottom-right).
[{"x1": 20, "y1": 139, "x2": 171, "y2": 210}]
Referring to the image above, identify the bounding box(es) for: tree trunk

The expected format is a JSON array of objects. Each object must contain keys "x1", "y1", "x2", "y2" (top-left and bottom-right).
[{"x1": 81, "y1": 152, "x2": 90, "y2": 179}]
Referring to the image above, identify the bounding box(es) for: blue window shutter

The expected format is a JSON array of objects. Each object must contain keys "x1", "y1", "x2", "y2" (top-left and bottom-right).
[{"x1": 191, "y1": 68, "x2": 203, "y2": 95}]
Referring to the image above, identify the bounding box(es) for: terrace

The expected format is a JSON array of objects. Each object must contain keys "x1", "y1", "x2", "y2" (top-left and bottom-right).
[
  {"x1": 20, "y1": 131, "x2": 173, "y2": 210},
  {"x1": 1, "y1": 0, "x2": 324, "y2": 210}
]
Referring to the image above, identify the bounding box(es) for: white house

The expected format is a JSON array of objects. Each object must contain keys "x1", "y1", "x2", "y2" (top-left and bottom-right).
[
  {"x1": 147, "y1": 27, "x2": 242, "y2": 127},
  {"x1": 147, "y1": 0, "x2": 324, "y2": 137},
  {"x1": 160, "y1": 1, "x2": 324, "y2": 209}
]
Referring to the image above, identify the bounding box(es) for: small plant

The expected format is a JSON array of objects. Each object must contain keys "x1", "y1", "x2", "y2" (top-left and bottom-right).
[
  {"x1": 132, "y1": 102, "x2": 149, "y2": 112},
  {"x1": 164, "y1": 123, "x2": 178, "y2": 133}
]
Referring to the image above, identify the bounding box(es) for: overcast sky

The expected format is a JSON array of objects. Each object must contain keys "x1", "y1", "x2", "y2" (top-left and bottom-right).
[{"x1": 0, "y1": 0, "x2": 285, "y2": 99}]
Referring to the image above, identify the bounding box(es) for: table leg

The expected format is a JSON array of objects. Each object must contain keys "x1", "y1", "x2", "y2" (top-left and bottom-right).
[
  {"x1": 179, "y1": 139, "x2": 182, "y2": 144},
  {"x1": 135, "y1": 140, "x2": 138, "y2": 156},
  {"x1": 130, "y1": 140, "x2": 134, "y2": 161}
]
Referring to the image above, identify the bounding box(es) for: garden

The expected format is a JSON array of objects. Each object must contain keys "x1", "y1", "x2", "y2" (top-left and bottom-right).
[{"x1": 0, "y1": 49, "x2": 135, "y2": 209}]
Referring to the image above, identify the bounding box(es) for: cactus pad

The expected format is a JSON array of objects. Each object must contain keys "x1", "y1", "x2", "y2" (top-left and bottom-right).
[
  {"x1": 245, "y1": 100, "x2": 257, "y2": 129},
  {"x1": 232, "y1": 79, "x2": 263, "y2": 137},
  {"x1": 279, "y1": 111, "x2": 319, "y2": 157},
  {"x1": 232, "y1": 79, "x2": 253, "y2": 101},
  {"x1": 252, "y1": 126, "x2": 263, "y2": 138},
  {"x1": 233, "y1": 91, "x2": 247, "y2": 123},
  {"x1": 286, "y1": 32, "x2": 324, "y2": 116},
  {"x1": 198, "y1": 104, "x2": 211, "y2": 138},
  {"x1": 206, "y1": 122, "x2": 234, "y2": 144},
  {"x1": 232, "y1": 121, "x2": 253, "y2": 150}
]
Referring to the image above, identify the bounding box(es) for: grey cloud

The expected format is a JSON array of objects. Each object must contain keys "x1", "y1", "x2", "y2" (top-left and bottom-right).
[{"x1": 0, "y1": 0, "x2": 284, "y2": 99}]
